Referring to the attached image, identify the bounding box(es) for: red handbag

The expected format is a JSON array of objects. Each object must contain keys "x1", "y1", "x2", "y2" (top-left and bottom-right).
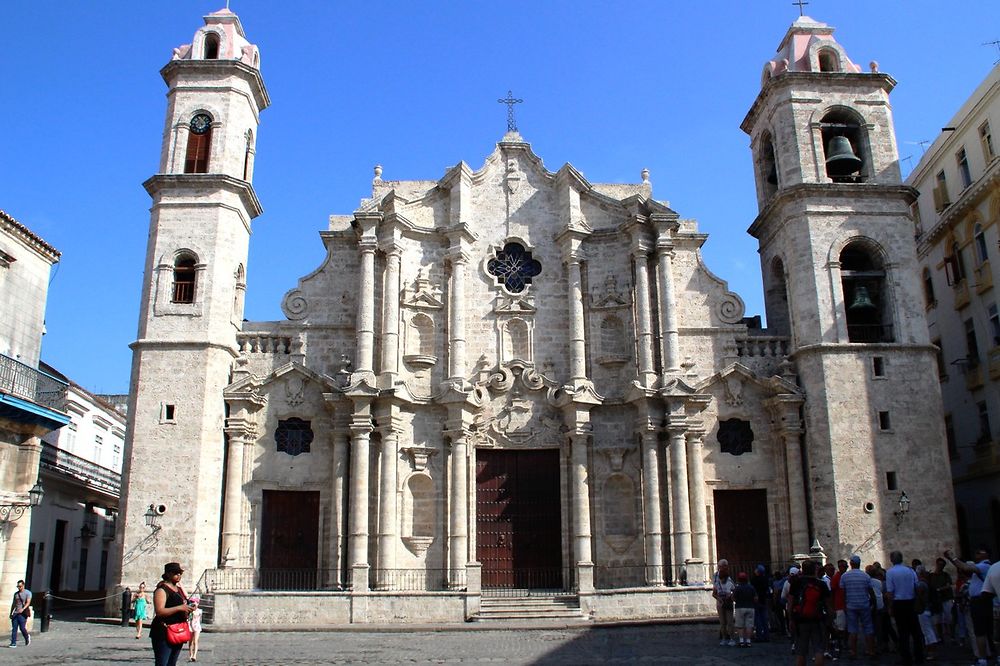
[{"x1": 165, "y1": 620, "x2": 192, "y2": 645}]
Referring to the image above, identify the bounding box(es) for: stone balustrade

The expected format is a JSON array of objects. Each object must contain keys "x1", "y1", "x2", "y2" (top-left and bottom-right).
[
  {"x1": 735, "y1": 335, "x2": 789, "y2": 359},
  {"x1": 236, "y1": 332, "x2": 292, "y2": 355}
]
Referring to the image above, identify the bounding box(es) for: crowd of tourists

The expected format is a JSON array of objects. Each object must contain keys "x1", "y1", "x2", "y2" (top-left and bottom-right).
[{"x1": 712, "y1": 548, "x2": 1000, "y2": 665}]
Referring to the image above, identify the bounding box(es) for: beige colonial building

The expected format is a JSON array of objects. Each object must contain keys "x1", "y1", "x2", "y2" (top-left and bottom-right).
[
  {"x1": 909, "y1": 63, "x2": 1000, "y2": 557},
  {"x1": 114, "y1": 11, "x2": 958, "y2": 625},
  {"x1": 0, "y1": 210, "x2": 69, "y2": 594}
]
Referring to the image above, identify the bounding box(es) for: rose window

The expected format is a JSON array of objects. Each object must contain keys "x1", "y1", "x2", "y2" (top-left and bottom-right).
[{"x1": 487, "y1": 242, "x2": 541, "y2": 293}]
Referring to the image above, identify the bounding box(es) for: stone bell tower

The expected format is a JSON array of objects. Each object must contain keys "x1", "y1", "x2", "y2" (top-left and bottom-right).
[
  {"x1": 116, "y1": 8, "x2": 269, "y2": 589},
  {"x1": 741, "y1": 16, "x2": 956, "y2": 559}
]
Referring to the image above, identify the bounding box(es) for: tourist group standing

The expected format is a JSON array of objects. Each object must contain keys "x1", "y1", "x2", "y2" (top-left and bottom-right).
[{"x1": 712, "y1": 546, "x2": 1000, "y2": 665}]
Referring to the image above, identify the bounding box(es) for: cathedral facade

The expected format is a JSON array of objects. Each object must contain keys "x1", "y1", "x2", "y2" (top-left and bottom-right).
[{"x1": 113, "y1": 10, "x2": 958, "y2": 625}]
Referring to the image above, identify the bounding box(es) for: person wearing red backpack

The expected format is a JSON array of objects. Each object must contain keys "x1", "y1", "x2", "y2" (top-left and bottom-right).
[{"x1": 789, "y1": 559, "x2": 833, "y2": 666}]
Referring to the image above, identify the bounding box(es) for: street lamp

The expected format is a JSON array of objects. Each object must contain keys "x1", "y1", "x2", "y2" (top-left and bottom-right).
[
  {"x1": 144, "y1": 504, "x2": 165, "y2": 532},
  {"x1": 893, "y1": 491, "x2": 910, "y2": 525},
  {"x1": 0, "y1": 481, "x2": 44, "y2": 523}
]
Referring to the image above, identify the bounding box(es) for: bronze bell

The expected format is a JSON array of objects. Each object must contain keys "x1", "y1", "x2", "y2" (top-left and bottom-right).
[
  {"x1": 766, "y1": 163, "x2": 778, "y2": 185},
  {"x1": 848, "y1": 284, "x2": 876, "y2": 310},
  {"x1": 825, "y1": 135, "x2": 863, "y2": 177}
]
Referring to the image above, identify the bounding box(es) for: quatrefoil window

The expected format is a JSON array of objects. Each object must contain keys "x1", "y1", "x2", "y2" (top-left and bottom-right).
[{"x1": 487, "y1": 242, "x2": 541, "y2": 294}]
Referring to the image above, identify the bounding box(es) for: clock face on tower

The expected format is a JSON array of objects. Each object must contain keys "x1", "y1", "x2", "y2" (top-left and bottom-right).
[{"x1": 190, "y1": 114, "x2": 212, "y2": 135}]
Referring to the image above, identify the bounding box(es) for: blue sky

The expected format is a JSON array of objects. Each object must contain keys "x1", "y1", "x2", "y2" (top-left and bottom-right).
[{"x1": 1, "y1": 1, "x2": 995, "y2": 394}]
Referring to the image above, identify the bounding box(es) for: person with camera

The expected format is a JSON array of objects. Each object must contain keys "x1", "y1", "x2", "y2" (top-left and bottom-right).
[{"x1": 149, "y1": 562, "x2": 196, "y2": 666}]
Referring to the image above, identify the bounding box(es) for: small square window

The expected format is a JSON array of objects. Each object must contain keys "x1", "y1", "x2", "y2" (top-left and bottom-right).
[
  {"x1": 886, "y1": 471, "x2": 898, "y2": 491},
  {"x1": 160, "y1": 403, "x2": 176, "y2": 423},
  {"x1": 872, "y1": 356, "x2": 886, "y2": 378},
  {"x1": 878, "y1": 411, "x2": 892, "y2": 431}
]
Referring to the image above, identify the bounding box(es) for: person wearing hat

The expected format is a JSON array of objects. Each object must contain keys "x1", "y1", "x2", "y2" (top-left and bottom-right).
[
  {"x1": 840, "y1": 554, "x2": 876, "y2": 658},
  {"x1": 149, "y1": 562, "x2": 195, "y2": 666},
  {"x1": 733, "y1": 571, "x2": 758, "y2": 647}
]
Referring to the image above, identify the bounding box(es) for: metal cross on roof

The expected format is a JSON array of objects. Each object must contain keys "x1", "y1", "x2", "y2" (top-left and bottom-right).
[
  {"x1": 497, "y1": 90, "x2": 523, "y2": 132},
  {"x1": 793, "y1": 0, "x2": 809, "y2": 16}
]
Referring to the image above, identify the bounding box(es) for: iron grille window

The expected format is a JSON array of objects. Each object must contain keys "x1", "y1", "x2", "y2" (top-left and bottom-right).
[
  {"x1": 717, "y1": 419, "x2": 754, "y2": 456},
  {"x1": 172, "y1": 256, "x2": 196, "y2": 303},
  {"x1": 487, "y1": 242, "x2": 541, "y2": 293},
  {"x1": 275, "y1": 418, "x2": 314, "y2": 456}
]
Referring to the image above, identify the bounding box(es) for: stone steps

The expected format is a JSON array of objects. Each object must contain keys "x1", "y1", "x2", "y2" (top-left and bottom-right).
[{"x1": 474, "y1": 595, "x2": 588, "y2": 622}]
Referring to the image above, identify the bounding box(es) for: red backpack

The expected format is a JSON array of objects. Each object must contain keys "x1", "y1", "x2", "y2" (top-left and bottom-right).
[{"x1": 792, "y1": 578, "x2": 825, "y2": 621}]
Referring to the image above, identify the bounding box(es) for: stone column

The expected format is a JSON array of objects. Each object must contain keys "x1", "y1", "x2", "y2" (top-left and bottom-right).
[
  {"x1": 356, "y1": 237, "x2": 378, "y2": 375},
  {"x1": 376, "y1": 424, "x2": 400, "y2": 588},
  {"x1": 220, "y1": 424, "x2": 248, "y2": 567},
  {"x1": 566, "y1": 252, "x2": 588, "y2": 383},
  {"x1": 653, "y1": 218, "x2": 680, "y2": 376},
  {"x1": 0, "y1": 435, "x2": 42, "y2": 595},
  {"x1": 667, "y1": 426, "x2": 691, "y2": 578},
  {"x1": 639, "y1": 428, "x2": 665, "y2": 585},
  {"x1": 446, "y1": 250, "x2": 468, "y2": 383},
  {"x1": 447, "y1": 429, "x2": 469, "y2": 588},
  {"x1": 569, "y1": 432, "x2": 594, "y2": 568},
  {"x1": 686, "y1": 429, "x2": 709, "y2": 562},
  {"x1": 348, "y1": 413, "x2": 373, "y2": 589},
  {"x1": 781, "y1": 428, "x2": 810, "y2": 555},
  {"x1": 632, "y1": 243, "x2": 657, "y2": 387},
  {"x1": 379, "y1": 242, "x2": 402, "y2": 381}
]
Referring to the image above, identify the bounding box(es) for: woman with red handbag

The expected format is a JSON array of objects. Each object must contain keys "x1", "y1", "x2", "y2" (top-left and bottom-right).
[{"x1": 149, "y1": 562, "x2": 195, "y2": 666}]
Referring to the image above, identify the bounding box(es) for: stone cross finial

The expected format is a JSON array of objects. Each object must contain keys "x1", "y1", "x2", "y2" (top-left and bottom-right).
[{"x1": 497, "y1": 90, "x2": 523, "y2": 132}]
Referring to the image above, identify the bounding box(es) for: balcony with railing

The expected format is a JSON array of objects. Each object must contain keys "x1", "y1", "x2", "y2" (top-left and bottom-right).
[
  {"x1": 0, "y1": 352, "x2": 68, "y2": 410},
  {"x1": 40, "y1": 442, "x2": 121, "y2": 498}
]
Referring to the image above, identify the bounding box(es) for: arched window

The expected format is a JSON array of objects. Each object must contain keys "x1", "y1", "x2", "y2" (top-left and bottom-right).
[
  {"x1": 818, "y1": 49, "x2": 839, "y2": 72},
  {"x1": 172, "y1": 253, "x2": 197, "y2": 304},
  {"x1": 922, "y1": 268, "x2": 936, "y2": 308},
  {"x1": 204, "y1": 33, "x2": 220, "y2": 60},
  {"x1": 760, "y1": 132, "x2": 778, "y2": 200},
  {"x1": 840, "y1": 242, "x2": 893, "y2": 342},
  {"x1": 946, "y1": 241, "x2": 967, "y2": 285},
  {"x1": 974, "y1": 224, "x2": 989, "y2": 265},
  {"x1": 766, "y1": 257, "x2": 791, "y2": 335},
  {"x1": 184, "y1": 114, "x2": 213, "y2": 174},
  {"x1": 820, "y1": 109, "x2": 867, "y2": 183}
]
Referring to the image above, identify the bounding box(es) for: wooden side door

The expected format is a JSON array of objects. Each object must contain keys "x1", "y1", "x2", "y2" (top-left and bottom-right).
[
  {"x1": 713, "y1": 489, "x2": 772, "y2": 572},
  {"x1": 259, "y1": 490, "x2": 320, "y2": 589}
]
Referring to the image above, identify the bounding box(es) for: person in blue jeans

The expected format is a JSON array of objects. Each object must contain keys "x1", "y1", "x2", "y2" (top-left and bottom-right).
[{"x1": 8, "y1": 580, "x2": 31, "y2": 647}]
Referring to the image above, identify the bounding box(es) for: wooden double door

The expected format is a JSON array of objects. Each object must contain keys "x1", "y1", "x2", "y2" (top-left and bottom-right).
[
  {"x1": 713, "y1": 489, "x2": 772, "y2": 570},
  {"x1": 259, "y1": 490, "x2": 320, "y2": 590},
  {"x1": 476, "y1": 449, "x2": 563, "y2": 589}
]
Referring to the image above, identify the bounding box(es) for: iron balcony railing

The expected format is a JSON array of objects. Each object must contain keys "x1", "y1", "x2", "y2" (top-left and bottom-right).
[
  {"x1": 846, "y1": 324, "x2": 895, "y2": 343},
  {"x1": 0, "y1": 352, "x2": 67, "y2": 410},
  {"x1": 40, "y1": 442, "x2": 121, "y2": 497}
]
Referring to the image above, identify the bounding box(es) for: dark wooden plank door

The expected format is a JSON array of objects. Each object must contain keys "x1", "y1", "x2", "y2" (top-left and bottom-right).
[
  {"x1": 476, "y1": 449, "x2": 562, "y2": 589},
  {"x1": 713, "y1": 489, "x2": 772, "y2": 573},
  {"x1": 260, "y1": 490, "x2": 320, "y2": 589}
]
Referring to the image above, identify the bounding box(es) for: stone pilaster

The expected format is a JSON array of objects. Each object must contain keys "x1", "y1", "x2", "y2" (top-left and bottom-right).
[
  {"x1": 767, "y1": 395, "x2": 809, "y2": 556},
  {"x1": 639, "y1": 426, "x2": 665, "y2": 585},
  {"x1": 444, "y1": 419, "x2": 469, "y2": 588},
  {"x1": 353, "y1": 213, "x2": 380, "y2": 380},
  {"x1": 379, "y1": 238, "x2": 402, "y2": 385},
  {"x1": 667, "y1": 425, "x2": 691, "y2": 577},
  {"x1": 347, "y1": 406, "x2": 373, "y2": 590},
  {"x1": 375, "y1": 412, "x2": 401, "y2": 588},
  {"x1": 569, "y1": 431, "x2": 594, "y2": 571},
  {"x1": 220, "y1": 421, "x2": 253, "y2": 567},
  {"x1": 631, "y1": 239, "x2": 658, "y2": 387},
  {"x1": 443, "y1": 225, "x2": 476, "y2": 389},
  {"x1": 686, "y1": 427, "x2": 709, "y2": 563},
  {"x1": 323, "y1": 402, "x2": 349, "y2": 589},
  {"x1": 556, "y1": 225, "x2": 596, "y2": 393},
  {"x1": 653, "y1": 216, "x2": 681, "y2": 376}
]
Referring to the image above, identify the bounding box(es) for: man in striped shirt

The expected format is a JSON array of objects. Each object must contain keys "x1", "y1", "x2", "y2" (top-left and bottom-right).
[{"x1": 840, "y1": 555, "x2": 876, "y2": 659}]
